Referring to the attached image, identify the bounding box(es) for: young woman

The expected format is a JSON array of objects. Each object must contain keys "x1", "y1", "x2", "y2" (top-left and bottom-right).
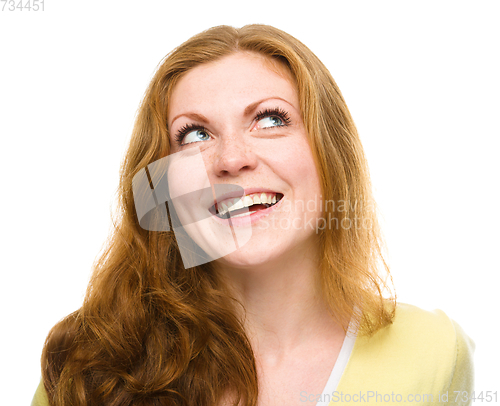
[{"x1": 32, "y1": 25, "x2": 474, "y2": 406}]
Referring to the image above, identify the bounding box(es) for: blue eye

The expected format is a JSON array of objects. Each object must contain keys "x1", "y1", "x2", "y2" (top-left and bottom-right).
[
  {"x1": 257, "y1": 116, "x2": 284, "y2": 129},
  {"x1": 183, "y1": 129, "x2": 210, "y2": 145},
  {"x1": 175, "y1": 125, "x2": 211, "y2": 146},
  {"x1": 254, "y1": 108, "x2": 291, "y2": 130}
]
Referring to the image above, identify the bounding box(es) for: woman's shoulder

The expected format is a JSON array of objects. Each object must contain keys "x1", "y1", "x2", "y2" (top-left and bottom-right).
[
  {"x1": 336, "y1": 302, "x2": 475, "y2": 405},
  {"x1": 355, "y1": 302, "x2": 474, "y2": 372},
  {"x1": 391, "y1": 302, "x2": 475, "y2": 369},
  {"x1": 380, "y1": 302, "x2": 471, "y2": 349},
  {"x1": 31, "y1": 379, "x2": 49, "y2": 406}
]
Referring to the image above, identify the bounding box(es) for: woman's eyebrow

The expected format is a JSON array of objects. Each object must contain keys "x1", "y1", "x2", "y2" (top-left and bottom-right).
[
  {"x1": 170, "y1": 112, "x2": 209, "y2": 127},
  {"x1": 243, "y1": 97, "x2": 293, "y2": 116},
  {"x1": 170, "y1": 97, "x2": 294, "y2": 127}
]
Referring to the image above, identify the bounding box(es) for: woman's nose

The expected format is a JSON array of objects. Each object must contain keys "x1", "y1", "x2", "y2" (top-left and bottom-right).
[{"x1": 212, "y1": 135, "x2": 258, "y2": 177}]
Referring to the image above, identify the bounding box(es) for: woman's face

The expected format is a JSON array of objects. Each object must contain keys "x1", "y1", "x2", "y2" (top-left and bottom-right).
[{"x1": 167, "y1": 52, "x2": 323, "y2": 269}]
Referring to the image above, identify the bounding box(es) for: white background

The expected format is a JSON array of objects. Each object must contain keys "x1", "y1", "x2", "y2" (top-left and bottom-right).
[{"x1": 1, "y1": 1, "x2": 498, "y2": 404}]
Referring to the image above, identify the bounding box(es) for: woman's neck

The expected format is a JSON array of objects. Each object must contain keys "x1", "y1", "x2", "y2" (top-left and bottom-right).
[{"x1": 214, "y1": 246, "x2": 345, "y2": 367}]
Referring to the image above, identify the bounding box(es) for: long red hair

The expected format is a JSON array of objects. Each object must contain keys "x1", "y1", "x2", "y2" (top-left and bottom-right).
[{"x1": 41, "y1": 24, "x2": 395, "y2": 406}]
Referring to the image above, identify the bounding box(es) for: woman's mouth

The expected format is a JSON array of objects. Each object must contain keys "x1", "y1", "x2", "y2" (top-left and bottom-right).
[{"x1": 209, "y1": 192, "x2": 284, "y2": 219}]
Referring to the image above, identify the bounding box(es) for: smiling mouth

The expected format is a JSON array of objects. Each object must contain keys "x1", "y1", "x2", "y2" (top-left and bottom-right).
[{"x1": 209, "y1": 192, "x2": 284, "y2": 219}]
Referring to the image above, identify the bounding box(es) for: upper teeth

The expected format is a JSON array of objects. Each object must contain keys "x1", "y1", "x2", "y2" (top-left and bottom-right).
[{"x1": 216, "y1": 193, "x2": 278, "y2": 216}]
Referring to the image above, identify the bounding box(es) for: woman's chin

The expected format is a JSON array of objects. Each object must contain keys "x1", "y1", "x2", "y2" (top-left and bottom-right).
[{"x1": 214, "y1": 245, "x2": 279, "y2": 271}]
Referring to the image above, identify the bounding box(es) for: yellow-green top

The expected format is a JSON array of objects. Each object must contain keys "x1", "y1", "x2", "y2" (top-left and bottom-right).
[{"x1": 32, "y1": 303, "x2": 474, "y2": 406}]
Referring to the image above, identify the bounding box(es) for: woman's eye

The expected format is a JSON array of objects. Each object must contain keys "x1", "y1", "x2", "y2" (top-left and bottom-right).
[
  {"x1": 183, "y1": 129, "x2": 211, "y2": 145},
  {"x1": 257, "y1": 116, "x2": 284, "y2": 129}
]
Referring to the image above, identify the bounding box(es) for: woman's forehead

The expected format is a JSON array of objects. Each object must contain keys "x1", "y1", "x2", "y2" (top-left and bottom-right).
[{"x1": 167, "y1": 52, "x2": 299, "y2": 126}]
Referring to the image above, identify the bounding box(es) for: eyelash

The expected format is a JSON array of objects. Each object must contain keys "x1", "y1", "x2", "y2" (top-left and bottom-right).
[
  {"x1": 174, "y1": 123, "x2": 207, "y2": 145},
  {"x1": 254, "y1": 107, "x2": 292, "y2": 126},
  {"x1": 174, "y1": 107, "x2": 292, "y2": 145}
]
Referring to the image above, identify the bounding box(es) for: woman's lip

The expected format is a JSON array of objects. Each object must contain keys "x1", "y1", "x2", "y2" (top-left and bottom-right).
[
  {"x1": 210, "y1": 195, "x2": 284, "y2": 226},
  {"x1": 209, "y1": 187, "x2": 282, "y2": 209}
]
